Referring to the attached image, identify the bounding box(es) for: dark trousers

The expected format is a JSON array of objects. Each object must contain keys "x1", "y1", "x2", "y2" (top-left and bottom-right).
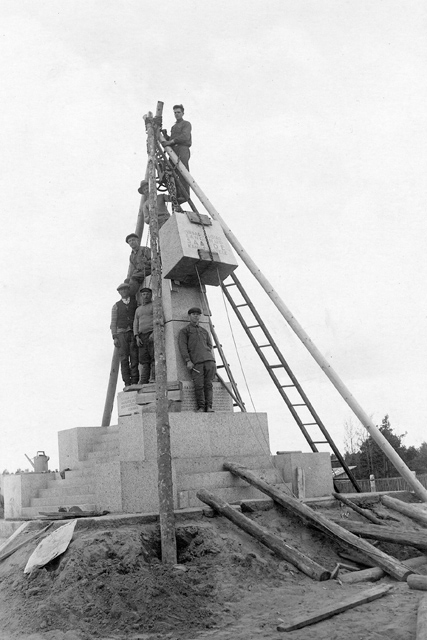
[
  {"x1": 191, "y1": 360, "x2": 216, "y2": 409},
  {"x1": 138, "y1": 332, "x2": 155, "y2": 383},
  {"x1": 117, "y1": 331, "x2": 139, "y2": 385},
  {"x1": 173, "y1": 144, "x2": 190, "y2": 171}
]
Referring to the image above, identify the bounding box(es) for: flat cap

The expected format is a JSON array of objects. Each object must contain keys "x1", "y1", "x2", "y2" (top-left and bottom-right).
[
  {"x1": 117, "y1": 282, "x2": 131, "y2": 291},
  {"x1": 125, "y1": 233, "x2": 139, "y2": 243},
  {"x1": 139, "y1": 287, "x2": 152, "y2": 293},
  {"x1": 188, "y1": 307, "x2": 202, "y2": 315},
  {"x1": 138, "y1": 180, "x2": 149, "y2": 195}
]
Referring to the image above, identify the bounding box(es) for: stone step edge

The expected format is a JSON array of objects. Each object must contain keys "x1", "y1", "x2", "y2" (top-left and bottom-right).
[{"x1": 30, "y1": 495, "x2": 96, "y2": 507}]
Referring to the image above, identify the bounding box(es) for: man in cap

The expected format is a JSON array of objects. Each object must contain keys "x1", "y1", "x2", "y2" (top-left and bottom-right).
[
  {"x1": 125, "y1": 233, "x2": 152, "y2": 296},
  {"x1": 110, "y1": 283, "x2": 139, "y2": 389},
  {"x1": 178, "y1": 307, "x2": 216, "y2": 412},
  {"x1": 138, "y1": 180, "x2": 171, "y2": 230},
  {"x1": 133, "y1": 287, "x2": 155, "y2": 384},
  {"x1": 161, "y1": 104, "x2": 192, "y2": 170}
]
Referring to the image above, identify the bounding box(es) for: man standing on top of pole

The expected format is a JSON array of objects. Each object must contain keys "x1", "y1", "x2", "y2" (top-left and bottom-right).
[{"x1": 161, "y1": 104, "x2": 192, "y2": 171}]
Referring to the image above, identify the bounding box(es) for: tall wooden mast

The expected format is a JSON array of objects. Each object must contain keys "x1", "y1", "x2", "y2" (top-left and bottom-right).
[{"x1": 144, "y1": 103, "x2": 177, "y2": 564}]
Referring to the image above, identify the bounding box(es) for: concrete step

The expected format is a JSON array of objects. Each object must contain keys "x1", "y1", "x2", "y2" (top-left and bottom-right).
[
  {"x1": 39, "y1": 483, "x2": 94, "y2": 498},
  {"x1": 46, "y1": 471, "x2": 95, "y2": 493},
  {"x1": 30, "y1": 494, "x2": 96, "y2": 507},
  {"x1": 178, "y1": 468, "x2": 283, "y2": 491},
  {"x1": 174, "y1": 454, "x2": 274, "y2": 475},
  {"x1": 62, "y1": 467, "x2": 97, "y2": 480},
  {"x1": 178, "y1": 483, "x2": 292, "y2": 509},
  {"x1": 46, "y1": 476, "x2": 94, "y2": 490},
  {"x1": 21, "y1": 503, "x2": 97, "y2": 519}
]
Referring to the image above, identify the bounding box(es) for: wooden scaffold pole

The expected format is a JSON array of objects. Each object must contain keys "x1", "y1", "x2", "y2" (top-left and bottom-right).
[
  {"x1": 145, "y1": 103, "x2": 177, "y2": 564},
  {"x1": 160, "y1": 137, "x2": 427, "y2": 503},
  {"x1": 101, "y1": 153, "x2": 148, "y2": 428}
]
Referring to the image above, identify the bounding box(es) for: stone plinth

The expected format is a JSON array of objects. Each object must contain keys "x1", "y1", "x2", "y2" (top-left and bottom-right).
[
  {"x1": 159, "y1": 213, "x2": 237, "y2": 287},
  {"x1": 131, "y1": 381, "x2": 233, "y2": 413},
  {"x1": 118, "y1": 411, "x2": 269, "y2": 463},
  {"x1": 112, "y1": 410, "x2": 271, "y2": 513}
]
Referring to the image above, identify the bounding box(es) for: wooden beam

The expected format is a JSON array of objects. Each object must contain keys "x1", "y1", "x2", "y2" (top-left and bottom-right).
[
  {"x1": 223, "y1": 462, "x2": 413, "y2": 581},
  {"x1": 341, "y1": 555, "x2": 427, "y2": 584},
  {"x1": 336, "y1": 520, "x2": 427, "y2": 551},
  {"x1": 197, "y1": 489, "x2": 330, "y2": 581},
  {"x1": 144, "y1": 104, "x2": 177, "y2": 565},
  {"x1": 277, "y1": 584, "x2": 392, "y2": 632},
  {"x1": 382, "y1": 495, "x2": 427, "y2": 527},
  {"x1": 332, "y1": 492, "x2": 385, "y2": 525},
  {"x1": 0, "y1": 524, "x2": 51, "y2": 563},
  {"x1": 407, "y1": 575, "x2": 427, "y2": 591},
  {"x1": 416, "y1": 596, "x2": 427, "y2": 640}
]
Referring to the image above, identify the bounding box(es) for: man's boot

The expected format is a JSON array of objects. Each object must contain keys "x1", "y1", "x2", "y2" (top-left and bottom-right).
[
  {"x1": 205, "y1": 387, "x2": 214, "y2": 412},
  {"x1": 148, "y1": 362, "x2": 155, "y2": 383},
  {"x1": 194, "y1": 386, "x2": 205, "y2": 412},
  {"x1": 138, "y1": 364, "x2": 151, "y2": 385}
]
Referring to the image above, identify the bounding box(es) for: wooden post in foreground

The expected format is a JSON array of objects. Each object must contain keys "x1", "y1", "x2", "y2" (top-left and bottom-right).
[
  {"x1": 145, "y1": 105, "x2": 177, "y2": 565},
  {"x1": 159, "y1": 138, "x2": 427, "y2": 504},
  {"x1": 416, "y1": 596, "x2": 427, "y2": 640}
]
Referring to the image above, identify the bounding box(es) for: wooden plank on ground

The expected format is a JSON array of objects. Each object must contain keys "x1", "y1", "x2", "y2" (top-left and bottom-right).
[
  {"x1": 416, "y1": 595, "x2": 427, "y2": 640},
  {"x1": 197, "y1": 489, "x2": 330, "y2": 581},
  {"x1": 341, "y1": 555, "x2": 427, "y2": 584},
  {"x1": 0, "y1": 522, "x2": 30, "y2": 554},
  {"x1": 336, "y1": 520, "x2": 427, "y2": 551},
  {"x1": 277, "y1": 584, "x2": 392, "y2": 632},
  {"x1": 223, "y1": 462, "x2": 413, "y2": 581},
  {"x1": 0, "y1": 524, "x2": 52, "y2": 563},
  {"x1": 382, "y1": 495, "x2": 427, "y2": 527},
  {"x1": 407, "y1": 575, "x2": 427, "y2": 591}
]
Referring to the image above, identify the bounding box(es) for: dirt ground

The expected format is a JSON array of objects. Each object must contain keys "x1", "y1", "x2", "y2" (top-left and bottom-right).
[{"x1": 0, "y1": 503, "x2": 425, "y2": 640}]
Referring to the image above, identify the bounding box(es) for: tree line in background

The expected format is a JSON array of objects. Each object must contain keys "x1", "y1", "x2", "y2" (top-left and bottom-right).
[{"x1": 343, "y1": 414, "x2": 427, "y2": 479}]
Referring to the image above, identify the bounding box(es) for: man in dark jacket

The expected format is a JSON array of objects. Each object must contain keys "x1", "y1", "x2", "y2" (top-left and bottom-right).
[
  {"x1": 110, "y1": 283, "x2": 139, "y2": 389},
  {"x1": 178, "y1": 307, "x2": 216, "y2": 412}
]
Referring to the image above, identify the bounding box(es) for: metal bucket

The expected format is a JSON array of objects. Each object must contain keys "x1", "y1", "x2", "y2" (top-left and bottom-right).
[{"x1": 33, "y1": 451, "x2": 50, "y2": 473}]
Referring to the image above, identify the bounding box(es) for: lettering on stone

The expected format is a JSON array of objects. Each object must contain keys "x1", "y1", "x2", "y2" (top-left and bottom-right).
[
  {"x1": 180, "y1": 382, "x2": 233, "y2": 412},
  {"x1": 182, "y1": 230, "x2": 228, "y2": 256},
  {"x1": 118, "y1": 391, "x2": 139, "y2": 416}
]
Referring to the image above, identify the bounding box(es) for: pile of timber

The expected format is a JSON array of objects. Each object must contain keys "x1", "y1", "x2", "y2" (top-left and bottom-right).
[{"x1": 196, "y1": 463, "x2": 427, "y2": 634}]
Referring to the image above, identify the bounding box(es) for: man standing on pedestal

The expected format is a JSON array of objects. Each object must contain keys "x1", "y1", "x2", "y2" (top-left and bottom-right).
[
  {"x1": 133, "y1": 287, "x2": 155, "y2": 384},
  {"x1": 178, "y1": 307, "x2": 216, "y2": 413},
  {"x1": 110, "y1": 283, "x2": 139, "y2": 390}
]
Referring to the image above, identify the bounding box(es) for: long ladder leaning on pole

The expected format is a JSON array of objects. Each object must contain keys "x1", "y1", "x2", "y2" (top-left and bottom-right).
[
  {"x1": 221, "y1": 271, "x2": 361, "y2": 492},
  {"x1": 154, "y1": 136, "x2": 359, "y2": 491}
]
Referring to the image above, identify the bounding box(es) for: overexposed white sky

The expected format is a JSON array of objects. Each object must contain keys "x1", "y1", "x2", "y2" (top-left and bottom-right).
[{"x1": 1, "y1": 0, "x2": 426, "y2": 472}]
